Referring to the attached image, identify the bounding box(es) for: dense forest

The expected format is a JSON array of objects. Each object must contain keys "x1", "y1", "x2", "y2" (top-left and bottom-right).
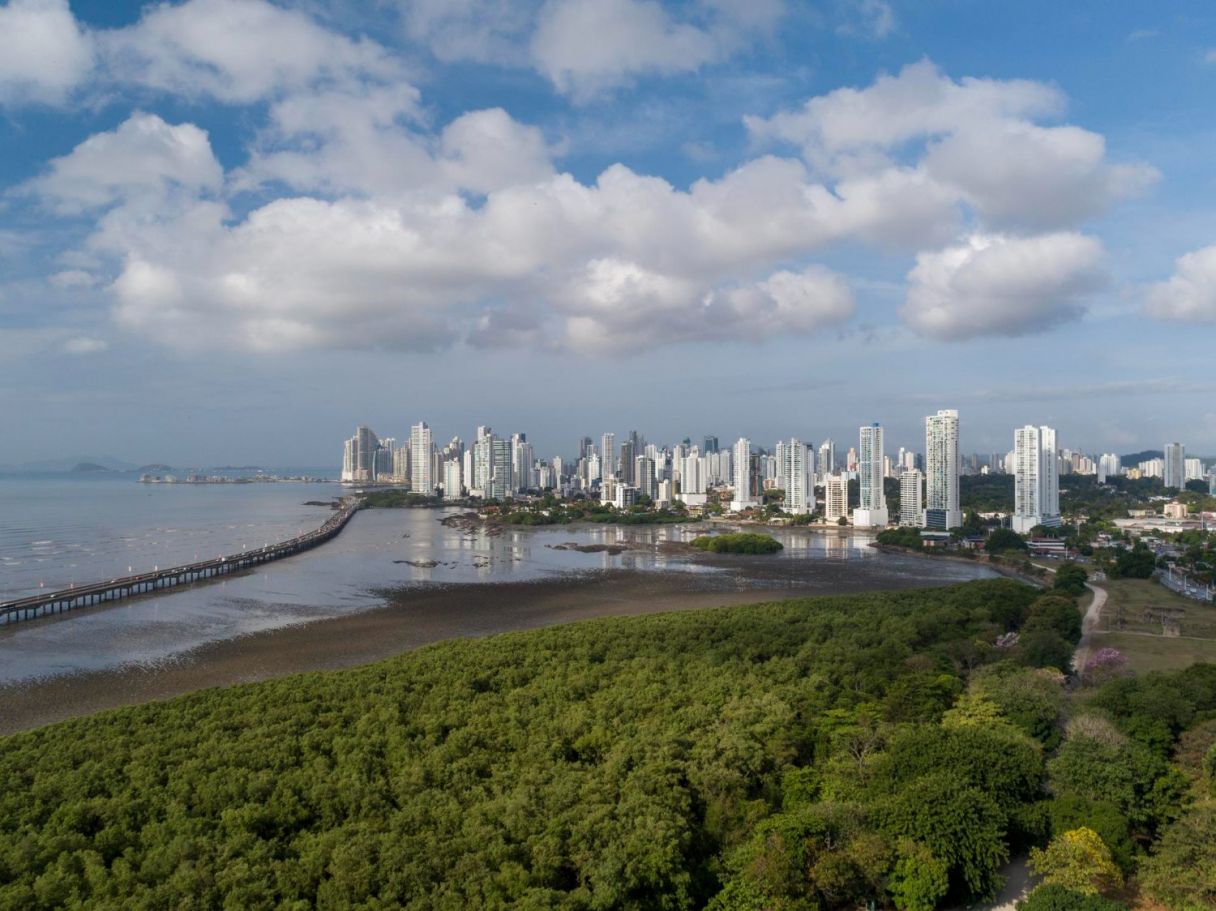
[{"x1": 1, "y1": 580, "x2": 1213, "y2": 910}]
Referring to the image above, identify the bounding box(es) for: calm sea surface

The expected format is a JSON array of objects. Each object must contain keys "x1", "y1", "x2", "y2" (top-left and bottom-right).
[{"x1": 0, "y1": 474, "x2": 997, "y2": 684}]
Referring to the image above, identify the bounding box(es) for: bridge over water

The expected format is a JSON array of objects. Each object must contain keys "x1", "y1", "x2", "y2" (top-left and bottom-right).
[{"x1": 0, "y1": 501, "x2": 360, "y2": 626}]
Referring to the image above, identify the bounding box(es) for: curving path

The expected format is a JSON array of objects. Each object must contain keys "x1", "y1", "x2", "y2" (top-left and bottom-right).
[{"x1": 1072, "y1": 581, "x2": 1108, "y2": 675}]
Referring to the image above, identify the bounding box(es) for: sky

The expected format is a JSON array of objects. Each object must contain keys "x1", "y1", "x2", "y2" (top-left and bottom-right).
[{"x1": 1, "y1": 0, "x2": 1215, "y2": 467}]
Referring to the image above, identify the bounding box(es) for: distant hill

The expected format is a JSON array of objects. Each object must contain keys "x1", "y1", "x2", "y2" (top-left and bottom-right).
[
  {"x1": 70, "y1": 462, "x2": 113, "y2": 473},
  {"x1": 1122, "y1": 449, "x2": 1163, "y2": 464},
  {"x1": 135, "y1": 464, "x2": 174, "y2": 473},
  {"x1": 0, "y1": 456, "x2": 137, "y2": 473}
]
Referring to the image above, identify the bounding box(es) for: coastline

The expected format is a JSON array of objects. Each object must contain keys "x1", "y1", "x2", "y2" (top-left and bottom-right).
[
  {"x1": 0, "y1": 554, "x2": 995, "y2": 737},
  {"x1": 869, "y1": 542, "x2": 1047, "y2": 588}
]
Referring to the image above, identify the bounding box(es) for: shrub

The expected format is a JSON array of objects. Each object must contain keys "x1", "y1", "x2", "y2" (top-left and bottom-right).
[
  {"x1": 1027, "y1": 827, "x2": 1123, "y2": 895},
  {"x1": 1017, "y1": 883, "x2": 1126, "y2": 911},
  {"x1": 689, "y1": 533, "x2": 783, "y2": 554},
  {"x1": 986, "y1": 528, "x2": 1028, "y2": 554}
]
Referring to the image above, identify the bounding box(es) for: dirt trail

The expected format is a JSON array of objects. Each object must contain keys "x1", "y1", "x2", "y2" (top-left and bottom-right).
[{"x1": 1072, "y1": 581, "x2": 1108, "y2": 674}]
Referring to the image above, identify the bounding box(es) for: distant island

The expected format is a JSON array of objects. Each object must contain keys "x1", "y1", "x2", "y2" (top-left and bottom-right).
[
  {"x1": 139, "y1": 472, "x2": 328, "y2": 484},
  {"x1": 70, "y1": 462, "x2": 112, "y2": 473}
]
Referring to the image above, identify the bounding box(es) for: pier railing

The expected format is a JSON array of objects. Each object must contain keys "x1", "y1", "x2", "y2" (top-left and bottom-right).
[{"x1": 0, "y1": 501, "x2": 359, "y2": 626}]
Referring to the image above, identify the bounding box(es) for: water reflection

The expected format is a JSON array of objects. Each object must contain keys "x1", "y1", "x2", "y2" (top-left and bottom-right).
[{"x1": 0, "y1": 509, "x2": 994, "y2": 685}]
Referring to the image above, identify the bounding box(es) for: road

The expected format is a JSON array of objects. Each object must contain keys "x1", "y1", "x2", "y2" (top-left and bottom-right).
[{"x1": 1072, "y1": 581, "x2": 1108, "y2": 674}]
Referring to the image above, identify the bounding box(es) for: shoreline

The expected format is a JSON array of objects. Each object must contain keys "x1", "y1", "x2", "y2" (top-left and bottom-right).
[
  {"x1": 0, "y1": 556, "x2": 995, "y2": 737},
  {"x1": 869, "y1": 542, "x2": 1046, "y2": 588}
]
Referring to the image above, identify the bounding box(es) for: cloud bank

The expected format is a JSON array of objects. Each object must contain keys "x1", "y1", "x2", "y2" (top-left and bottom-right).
[{"x1": 2, "y1": 4, "x2": 1170, "y2": 357}]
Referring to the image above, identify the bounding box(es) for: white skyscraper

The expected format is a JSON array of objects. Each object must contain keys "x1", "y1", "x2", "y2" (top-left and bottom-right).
[
  {"x1": 1164, "y1": 442, "x2": 1185, "y2": 490},
  {"x1": 341, "y1": 425, "x2": 380, "y2": 483},
  {"x1": 512, "y1": 433, "x2": 535, "y2": 492},
  {"x1": 781, "y1": 439, "x2": 813, "y2": 514},
  {"x1": 1098, "y1": 453, "x2": 1121, "y2": 484},
  {"x1": 731, "y1": 437, "x2": 755, "y2": 512},
  {"x1": 854, "y1": 423, "x2": 888, "y2": 527},
  {"x1": 635, "y1": 455, "x2": 656, "y2": 500},
  {"x1": 442, "y1": 459, "x2": 463, "y2": 500},
  {"x1": 899, "y1": 469, "x2": 924, "y2": 527},
  {"x1": 924, "y1": 410, "x2": 961, "y2": 530},
  {"x1": 824, "y1": 473, "x2": 848, "y2": 523},
  {"x1": 410, "y1": 422, "x2": 433, "y2": 493},
  {"x1": 1012, "y1": 425, "x2": 1061, "y2": 533},
  {"x1": 342, "y1": 437, "x2": 355, "y2": 482},
  {"x1": 680, "y1": 451, "x2": 706, "y2": 501},
  {"x1": 818, "y1": 439, "x2": 836, "y2": 481},
  {"x1": 1185, "y1": 457, "x2": 1204, "y2": 482},
  {"x1": 488, "y1": 437, "x2": 513, "y2": 500},
  {"x1": 601, "y1": 433, "x2": 616, "y2": 479},
  {"x1": 470, "y1": 432, "x2": 493, "y2": 497}
]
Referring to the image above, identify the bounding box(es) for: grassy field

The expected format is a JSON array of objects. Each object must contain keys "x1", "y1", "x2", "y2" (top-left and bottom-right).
[
  {"x1": 1091, "y1": 578, "x2": 1216, "y2": 673},
  {"x1": 1090, "y1": 631, "x2": 1216, "y2": 673}
]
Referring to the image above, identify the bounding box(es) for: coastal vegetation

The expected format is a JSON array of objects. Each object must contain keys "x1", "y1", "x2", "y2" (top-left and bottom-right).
[
  {"x1": 689, "y1": 532, "x2": 783, "y2": 554},
  {"x1": 0, "y1": 580, "x2": 1213, "y2": 910},
  {"x1": 359, "y1": 490, "x2": 443, "y2": 508},
  {"x1": 877, "y1": 527, "x2": 924, "y2": 550},
  {"x1": 491, "y1": 495, "x2": 692, "y2": 526}
]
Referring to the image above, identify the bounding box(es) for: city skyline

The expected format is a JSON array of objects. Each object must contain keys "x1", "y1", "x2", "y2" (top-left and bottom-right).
[
  {"x1": 4, "y1": 1, "x2": 1216, "y2": 464},
  {"x1": 336, "y1": 411, "x2": 1214, "y2": 526}
]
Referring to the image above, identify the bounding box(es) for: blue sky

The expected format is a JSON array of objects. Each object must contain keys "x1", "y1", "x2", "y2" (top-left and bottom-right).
[{"x1": 1, "y1": 0, "x2": 1215, "y2": 467}]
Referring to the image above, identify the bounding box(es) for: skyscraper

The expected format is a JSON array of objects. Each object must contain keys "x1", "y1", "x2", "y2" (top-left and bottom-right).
[
  {"x1": 1012, "y1": 425, "x2": 1060, "y2": 533},
  {"x1": 635, "y1": 455, "x2": 656, "y2": 500},
  {"x1": 824, "y1": 473, "x2": 848, "y2": 523},
  {"x1": 512, "y1": 433, "x2": 534, "y2": 492},
  {"x1": 410, "y1": 422, "x2": 433, "y2": 493},
  {"x1": 731, "y1": 437, "x2": 754, "y2": 512},
  {"x1": 471, "y1": 430, "x2": 493, "y2": 497},
  {"x1": 393, "y1": 442, "x2": 410, "y2": 483},
  {"x1": 488, "y1": 437, "x2": 513, "y2": 500},
  {"x1": 442, "y1": 459, "x2": 462, "y2": 501},
  {"x1": 601, "y1": 432, "x2": 616, "y2": 479},
  {"x1": 818, "y1": 439, "x2": 835, "y2": 480},
  {"x1": 618, "y1": 439, "x2": 636, "y2": 486},
  {"x1": 899, "y1": 469, "x2": 924, "y2": 527},
  {"x1": 781, "y1": 439, "x2": 813, "y2": 514},
  {"x1": 1098, "y1": 453, "x2": 1121, "y2": 484},
  {"x1": 342, "y1": 425, "x2": 380, "y2": 483},
  {"x1": 680, "y1": 450, "x2": 706, "y2": 498},
  {"x1": 854, "y1": 423, "x2": 888, "y2": 527},
  {"x1": 1164, "y1": 442, "x2": 1185, "y2": 490},
  {"x1": 924, "y1": 410, "x2": 961, "y2": 530},
  {"x1": 342, "y1": 437, "x2": 354, "y2": 482}
]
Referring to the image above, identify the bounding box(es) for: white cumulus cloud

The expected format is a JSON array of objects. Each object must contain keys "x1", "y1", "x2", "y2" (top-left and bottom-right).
[
  {"x1": 901, "y1": 232, "x2": 1107, "y2": 340},
  {"x1": 1144, "y1": 244, "x2": 1216, "y2": 323},
  {"x1": 28, "y1": 112, "x2": 223, "y2": 214},
  {"x1": 746, "y1": 60, "x2": 1155, "y2": 231},
  {"x1": 531, "y1": 0, "x2": 780, "y2": 100},
  {"x1": 98, "y1": 0, "x2": 405, "y2": 103},
  {"x1": 18, "y1": 55, "x2": 1151, "y2": 356},
  {"x1": 0, "y1": 0, "x2": 94, "y2": 105},
  {"x1": 0, "y1": 0, "x2": 409, "y2": 109}
]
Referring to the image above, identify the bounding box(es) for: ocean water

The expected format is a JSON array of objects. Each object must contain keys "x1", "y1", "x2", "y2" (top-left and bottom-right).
[{"x1": 0, "y1": 476, "x2": 998, "y2": 684}]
